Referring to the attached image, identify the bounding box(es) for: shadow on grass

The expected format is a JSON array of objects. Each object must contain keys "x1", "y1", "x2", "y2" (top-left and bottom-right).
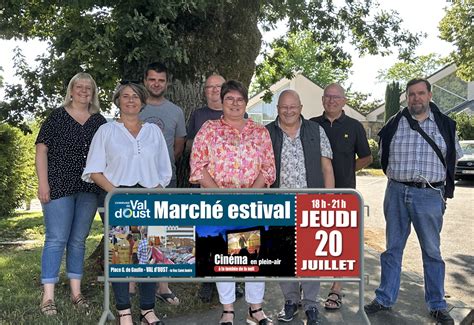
[
  {"x1": 0, "y1": 211, "x2": 45, "y2": 242},
  {"x1": 0, "y1": 211, "x2": 212, "y2": 324}
]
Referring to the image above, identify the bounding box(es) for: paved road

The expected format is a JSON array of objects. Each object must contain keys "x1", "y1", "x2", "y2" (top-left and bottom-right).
[{"x1": 357, "y1": 175, "x2": 474, "y2": 307}]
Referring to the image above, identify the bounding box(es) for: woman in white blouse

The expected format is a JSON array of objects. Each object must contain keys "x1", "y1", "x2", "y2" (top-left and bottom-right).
[{"x1": 83, "y1": 82, "x2": 171, "y2": 325}]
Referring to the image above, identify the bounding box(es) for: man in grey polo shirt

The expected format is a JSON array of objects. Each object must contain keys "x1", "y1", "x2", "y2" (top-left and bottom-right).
[{"x1": 141, "y1": 62, "x2": 186, "y2": 188}]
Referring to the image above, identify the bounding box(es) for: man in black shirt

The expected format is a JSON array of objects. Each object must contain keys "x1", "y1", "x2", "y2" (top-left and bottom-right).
[
  {"x1": 186, "y1": 74, "x2": 226, "y2": 150},
  {"x1": 311, "y1": 83, "x2": 372, "y2": 309}
]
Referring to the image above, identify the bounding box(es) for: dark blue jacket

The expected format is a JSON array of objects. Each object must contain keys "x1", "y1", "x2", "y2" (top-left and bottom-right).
[{"x1": 378, "y1": 102, "x2": 457, "y2": 198}]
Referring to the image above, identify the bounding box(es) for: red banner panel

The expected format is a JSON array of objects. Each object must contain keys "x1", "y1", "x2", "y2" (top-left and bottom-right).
[{"x1": 296, "y1": 194, "x2": 361, "y2": 277}]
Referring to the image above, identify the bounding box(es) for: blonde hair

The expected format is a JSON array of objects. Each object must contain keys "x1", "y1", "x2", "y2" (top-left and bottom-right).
[{"x1": 62, "y1": 72, "x2": 101, "y2": 114}]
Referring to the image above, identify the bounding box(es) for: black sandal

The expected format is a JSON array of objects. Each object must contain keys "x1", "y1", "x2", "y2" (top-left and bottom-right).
[
  {"x1": 116, "y1": 311, "x2": 132, "y2": 325},
  {"x1": 324, "y1": 291, "x2": 344, "y2": 310},
  {"x1": 219, "y1": 310, "x2": 234, "y2": 325},
  {"x1": 140, "y1": 310, "x2": 164, "y2": 325},
  {"x1": 247, "y1": 307, "x2": 273, "y2": 325}
]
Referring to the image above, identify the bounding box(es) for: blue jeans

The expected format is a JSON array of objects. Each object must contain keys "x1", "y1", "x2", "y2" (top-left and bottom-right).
[
  {"x1": 41, "y1": 192, "x2": 98, "y2": 284},
  {"x1": 113, "y1": 282, "x2": 156, "y2": 311},
  {"x1": 375, "y1": 180, "x2": 447, "y2": 310}
]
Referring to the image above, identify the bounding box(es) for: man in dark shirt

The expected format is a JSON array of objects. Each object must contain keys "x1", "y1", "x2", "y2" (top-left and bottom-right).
[
  {"x1": 186, "y1": 74, "x2": 226, "y2": 151},
  {"x1": 311, "y1": 83, "x2": 372, "y2": 310}
]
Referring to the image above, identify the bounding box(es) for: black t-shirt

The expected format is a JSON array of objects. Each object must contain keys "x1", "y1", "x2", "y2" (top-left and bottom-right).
[
  {"x1": 36, "y1": 107, "x2": 107, "y2": 200},
  {"x1": 311, "y1": 111, "x2": 371, "y2": 188},
  {"x1": 186, "y1": 106, "x2": 224, "y2": 140},
  {"x1": 187, "y1": 105, "x2": 249, "y2": 139}
]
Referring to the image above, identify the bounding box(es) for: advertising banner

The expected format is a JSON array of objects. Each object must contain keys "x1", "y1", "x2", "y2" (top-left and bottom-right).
[{"x1": 106, "y1": 191, "x2": 361, "y2": 279}]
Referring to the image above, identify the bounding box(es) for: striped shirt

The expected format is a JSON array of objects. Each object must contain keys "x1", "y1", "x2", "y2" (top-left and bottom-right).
[{"x1": 385, "y1": 109, "x2": 462, "y2": 183}]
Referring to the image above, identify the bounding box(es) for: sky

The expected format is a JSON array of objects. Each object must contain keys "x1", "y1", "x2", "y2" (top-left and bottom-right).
[{"x1": 0, "y1": 0, "x2": 454, "y2": 102}]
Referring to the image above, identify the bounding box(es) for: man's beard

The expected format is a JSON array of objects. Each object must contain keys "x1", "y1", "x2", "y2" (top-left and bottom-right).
[
  {"x1": 408, "y1": 102, "x2": 429, "y2": 116},
  {"x1": 149, "y1": 88, "x2": 165, "y2": 99}
]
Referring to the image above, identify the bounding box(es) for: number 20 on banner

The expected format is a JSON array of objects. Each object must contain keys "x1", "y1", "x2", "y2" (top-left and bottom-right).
[{"x1": 296, "y1": 194, "x2": 360, "y2": 277}]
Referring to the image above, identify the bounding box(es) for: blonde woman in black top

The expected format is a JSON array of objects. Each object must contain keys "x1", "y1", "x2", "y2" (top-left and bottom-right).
[{"x1": 36, "y1": 72, "x2": 106, "y2": 315}]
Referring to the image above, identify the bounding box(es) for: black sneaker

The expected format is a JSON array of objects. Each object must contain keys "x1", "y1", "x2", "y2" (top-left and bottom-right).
[
  {"x1": 305, "y1": 307, "x2": 320, "y2": 325},
  {"x1": 277, "y1": 300, "x2": 298, "y2": 322},
  {"x1": 429, "y1": 309, "x2": 454, "y2": 325},
  {"x1": 198, "y1": 282, "x2": 214, "y2": 303},
  {"x1": 364, "y1": 299, "x2": 391, "y2": 314}
]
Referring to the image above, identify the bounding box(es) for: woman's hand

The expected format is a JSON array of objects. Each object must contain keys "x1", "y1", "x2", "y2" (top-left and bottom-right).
[
  {"x1": 199, "y1": 168, "x2": 219, "y2": 188},
  {"x1": 38, "y1": 182, "x2": 51, "y2": 203},
  {"x1": 91, "y1": 173, "x2": 116, "y2": 192},
  {"x1": 35, "y1": 143, "x2": 50, "y2": 203}
]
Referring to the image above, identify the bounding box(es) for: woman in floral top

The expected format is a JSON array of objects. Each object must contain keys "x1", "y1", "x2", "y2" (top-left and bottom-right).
[{"x1": 190, "y1": 80, "x2": 276, "y2": 325}]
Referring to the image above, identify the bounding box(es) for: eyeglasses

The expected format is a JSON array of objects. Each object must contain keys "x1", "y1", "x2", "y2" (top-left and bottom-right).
[
  {"x1": 278, "y1": 105, "x2": 301, "y2": 111},
  {"x1": 205, "y1": 85, "x2": 223, "y2": 90},
  {"x1": 224, "y1": 96, "x2": 246, "y2": 105},
  {"x1": 323, "y1": 95, "x2": 345, "y2": 101}
]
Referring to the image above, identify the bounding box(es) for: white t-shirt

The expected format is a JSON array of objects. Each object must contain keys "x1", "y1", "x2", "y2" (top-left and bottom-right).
[{"x1": 82, "y1": 121, "x2": 172, "y2": 188}]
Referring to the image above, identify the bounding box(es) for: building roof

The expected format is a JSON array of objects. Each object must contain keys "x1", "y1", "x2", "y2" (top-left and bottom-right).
[
  {"x1": 366, "y1": 63, "x2": 474, "y2": 122},
  {"x1": 247, "y1": 73, "x2": 366, "y2": 122}
]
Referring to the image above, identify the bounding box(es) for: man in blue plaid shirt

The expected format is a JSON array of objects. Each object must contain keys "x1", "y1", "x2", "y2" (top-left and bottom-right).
[{"x1": 364, "y1": 78, "x2": 463, "y2": 325}]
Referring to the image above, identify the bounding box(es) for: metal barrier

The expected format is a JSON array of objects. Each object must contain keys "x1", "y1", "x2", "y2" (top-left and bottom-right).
[{"x1": 99, "y1": 188, "x2": 370, "y2": 324}]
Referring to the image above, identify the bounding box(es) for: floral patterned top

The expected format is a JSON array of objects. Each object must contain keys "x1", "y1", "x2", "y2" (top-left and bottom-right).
[{"x1": 190, "y1": 118, "x2": 276, "y2": 188}]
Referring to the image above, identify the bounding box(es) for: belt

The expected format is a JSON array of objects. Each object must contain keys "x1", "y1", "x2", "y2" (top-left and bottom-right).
[{"x1": 397, "y1": 180, "x2": 444, "y2": 188}]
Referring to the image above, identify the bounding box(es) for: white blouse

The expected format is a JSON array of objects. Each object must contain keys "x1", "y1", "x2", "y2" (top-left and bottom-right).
[{"x1": 82, "y1": 121, "x2": 172, "y2": 188}]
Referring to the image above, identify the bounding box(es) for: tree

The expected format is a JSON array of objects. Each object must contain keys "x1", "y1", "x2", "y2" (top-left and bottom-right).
[
  {"x1": 376, "y1": 53, "x2": 447, "y2": 86},
  {"x1": 449, "y1": 112, "x2": 474, "y2": 140},
  {"x1": 0, "y1": 0, "x2": 423, "y2": 132},
  {"x1": 0, "y1": 123, "x2": 37, "y2": 218},
  {"x1": 345, "y1": 91, "x2": 383, "y2": 115},
  {"x1": 439, "y1": 0, "x2": 474, "y2": 81},
  {"x1": 251, "y1": 30, "x2": 351, "y2": 99},
  {"x1": 384, "y1": 82, "x2": 401, "y2": 122}
]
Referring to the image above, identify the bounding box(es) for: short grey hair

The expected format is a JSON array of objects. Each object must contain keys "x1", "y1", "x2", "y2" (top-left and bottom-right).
[{"x1": 112, "y1": 83, "x2": 149, "y2": 108}]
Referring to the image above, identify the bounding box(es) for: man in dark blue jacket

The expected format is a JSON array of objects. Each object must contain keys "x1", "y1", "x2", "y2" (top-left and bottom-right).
[{"x1": 364, "y1": 78, "x2": 463, "y2": 325}]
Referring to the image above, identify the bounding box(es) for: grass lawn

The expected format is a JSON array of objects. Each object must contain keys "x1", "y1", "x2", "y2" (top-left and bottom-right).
[{"x1": 0, "y1": 212, "x2": 210, "y2": 324}]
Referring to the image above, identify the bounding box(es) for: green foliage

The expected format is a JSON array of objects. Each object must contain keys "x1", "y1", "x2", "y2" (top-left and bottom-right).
[
  {"x1": 346, "y1": 91, "x2": 383, "y2": 115},
  {"x1": 384, "y1": 82, "x2": 401, "y2": 122},
  {"x1": 367, "y1": 138, "x2": 381, "y2": 169},
  {"x1": 251, "y1": 30, "x2": 351, "y2": 97},
  {"x1": 0, "y1": 0, "x2": 422, "y2": 129},
  {"x1": 0, "y1": 124, "x2": 37, "y2": 218},
  {"x1": 449, "y1": 112, "x2": 474, "y2": 140},
  {"x1": 377, "y1": 53, "x2": 447, "y2": 85},
  {"x1": 439, "y1": 0, "x2": 474, "y2": 81}
]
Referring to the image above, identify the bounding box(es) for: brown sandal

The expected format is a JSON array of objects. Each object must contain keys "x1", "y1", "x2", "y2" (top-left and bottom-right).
[
  {"x1": 40, "y1": 299, "x2": 57, "y2": 316},
  {"x1": 71, "y1": 294, "x2": 90, "y2": 309}
]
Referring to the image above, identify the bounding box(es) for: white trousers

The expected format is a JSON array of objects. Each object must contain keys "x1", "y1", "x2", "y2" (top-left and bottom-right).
[{"x1": 216, "y1": 282, "x2": 265, "y2": 304}]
